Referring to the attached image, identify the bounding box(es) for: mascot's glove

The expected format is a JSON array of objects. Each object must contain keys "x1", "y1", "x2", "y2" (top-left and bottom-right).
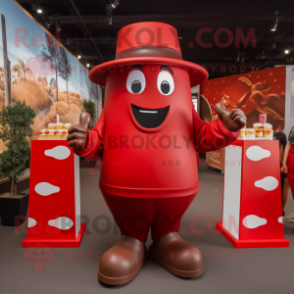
[
  {"x1": 67, "y1": 112, "x2": 91, "y2": 149},
  {"x1": 214, "y1": 102, "x2": 247, "y2": 132}
]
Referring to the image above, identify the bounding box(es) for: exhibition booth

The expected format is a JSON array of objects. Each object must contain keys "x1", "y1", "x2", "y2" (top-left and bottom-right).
[
  {"x1": 0, "y1": 0, "x2": 294, "y2": 293},
  {"x1": 18, "y1": 65, "x2": 292, "y2": 250}
]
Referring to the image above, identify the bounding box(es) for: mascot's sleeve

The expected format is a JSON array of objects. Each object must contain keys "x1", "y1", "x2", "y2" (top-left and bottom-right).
[
  {"x1": 192, "y1": 108, "x2": 239, "y2": 152},
  {"x1": 73, "y1": 109, "x2": 105, "y2": 159}
]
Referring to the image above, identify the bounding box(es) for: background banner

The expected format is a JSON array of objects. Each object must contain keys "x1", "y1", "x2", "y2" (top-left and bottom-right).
[
  {"x1": 200, "y1": 66, "x2": 286, "y2": 132},
  {"x1": 0, "y1": 0, "x2": 99, "y2": 152}
]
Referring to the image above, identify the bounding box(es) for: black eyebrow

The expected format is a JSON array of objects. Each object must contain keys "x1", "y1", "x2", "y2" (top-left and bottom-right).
[
  {"x1": 160, "y1": 65, "x2": 174, "y2": 75},
  {"x1": 129, "y1": 64, "x2": 144, "y2": 71}
]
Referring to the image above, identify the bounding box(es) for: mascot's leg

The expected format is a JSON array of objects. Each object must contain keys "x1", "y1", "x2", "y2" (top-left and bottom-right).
[
  {"x1": 98, "y1": 193, "x2": 154, "y2": 285},
  {"x1": 148, "y1": 194, "x2": 204, "y2": 278}
]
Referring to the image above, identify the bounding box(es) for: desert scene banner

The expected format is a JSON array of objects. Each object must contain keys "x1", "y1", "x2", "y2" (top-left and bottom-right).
[
  {"x1": 0, "y1": 0, "x2": 99, "y2": 152},
  {"x1": 200, "y1": 66, "x2": 285, "y2": 132}
]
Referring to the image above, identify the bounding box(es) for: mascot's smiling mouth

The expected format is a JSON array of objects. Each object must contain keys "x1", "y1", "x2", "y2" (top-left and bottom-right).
[{"x1": 131, "y1": 104, "x2": 170, "y2": 129}]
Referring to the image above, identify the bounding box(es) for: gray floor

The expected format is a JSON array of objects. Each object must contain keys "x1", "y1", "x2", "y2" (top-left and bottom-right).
[{"x1": 0, "y1": 160, "x2": 294, "y2": 294}]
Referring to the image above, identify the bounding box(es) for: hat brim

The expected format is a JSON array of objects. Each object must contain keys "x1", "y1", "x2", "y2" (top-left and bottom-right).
[{"x1": 88, "y1": 57, "x2": 208, "y2": 87}]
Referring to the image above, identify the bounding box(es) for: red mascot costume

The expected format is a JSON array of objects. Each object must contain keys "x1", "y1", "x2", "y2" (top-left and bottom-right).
[{"x1": 68, "y1": 22, "x2": 246, "y2": 285}]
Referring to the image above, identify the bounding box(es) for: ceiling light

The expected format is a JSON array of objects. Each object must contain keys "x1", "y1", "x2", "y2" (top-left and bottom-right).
[
  {"x1": 236, "y1": 50, "x2": 240, "y2": 63},
  {"x1": 31, "y1": 4, "x2": 42, "y2": 14},
  {"x1": 271, "y1": 10, "x2": 279, "y2": 32},
  {"x1": 64, "y1": 38, "x2": 70, "y2": 46},
  {"x1": 77, "y1": 55, "x2": 81, "y2": 59},
  {"x1": 106, "y1": 5, "x2": 113, "y2": 25},
  {"x1": 87, "y1": 63, "x2": 90, "y2": 68},
  {"x1": 285, "y1": 49, "x2": 290, "y2": 54},
  {"x1": 42, "y1": 16, "x2": 50, "y2": 29},
  {"x1": 271, "y1": 24, "x2": 277, "y2": 32},
  {"x1": 110, "y1": 0, "x2": 119, "y2": 9},
  {"x1": 178, "y1": 30, "x2": 183, "y2": 40},
  {"x1": 54, "y1": 15, "x2": 60, "y2": 27}
]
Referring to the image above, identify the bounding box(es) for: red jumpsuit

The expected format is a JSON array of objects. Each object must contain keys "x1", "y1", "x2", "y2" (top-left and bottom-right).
[{"x1": 74, "y1": 65, "x2": 239, "y2": 242}]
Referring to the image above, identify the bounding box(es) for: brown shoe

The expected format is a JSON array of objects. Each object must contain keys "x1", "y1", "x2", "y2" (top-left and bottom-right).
[
  {"x1": 98, "y1": 235, "x2": 148, "y2": 285},
  {"x1": 149, "y1": 232, "x2": 204, "y2": 278}
]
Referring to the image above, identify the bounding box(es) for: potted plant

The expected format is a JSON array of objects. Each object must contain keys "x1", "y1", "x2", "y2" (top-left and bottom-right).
[{"x1": 0, "y1": 100, "x2": 35, "y2": 226}]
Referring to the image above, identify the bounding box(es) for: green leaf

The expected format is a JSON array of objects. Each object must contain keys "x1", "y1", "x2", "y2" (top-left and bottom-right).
[
  {"x1": 83, "y1": 100, "x2": 97, "y2": 130},
  {"x1": 0, "y1": 100, "x2": 35, "y2": 178}
]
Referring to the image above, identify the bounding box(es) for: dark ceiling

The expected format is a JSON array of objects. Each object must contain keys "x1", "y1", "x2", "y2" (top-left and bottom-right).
[{"x1": 16, "y1": 0, "x2": 294, "y2": 79}]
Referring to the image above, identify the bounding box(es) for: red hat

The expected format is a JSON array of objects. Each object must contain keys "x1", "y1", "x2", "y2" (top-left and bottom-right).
[{"x1": 89, "y1": 22, "x2": 208, "y2": 87}]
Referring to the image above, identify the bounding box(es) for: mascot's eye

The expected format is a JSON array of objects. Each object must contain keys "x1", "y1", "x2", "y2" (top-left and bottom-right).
[
  {"x1": 127, "y1": 70, "x2": 146, "y2": 94},
  {"x1": 157, "y1": 70, "x2": 174, "y2": 95},
  {"x1": 132, "y1": 80, "x2": 141, "y2": 93}
]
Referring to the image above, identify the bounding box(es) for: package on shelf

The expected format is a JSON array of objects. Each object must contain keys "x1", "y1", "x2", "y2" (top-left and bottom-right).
[
  {"x1": 55, "y1": 123, "x2": 64, "y2": 129},
  {"x1": 64, "y1": 123, "x2": 72, "y2": 130},
  {"x1": 37, "y1": 122, "x2": 69, "y2": 140},
  {"x1": 238, "y1": 123, "x2": 273, "y2": 140},
  {"x1": 53, "y1": 114, "x2": 59, "y2": 124}
]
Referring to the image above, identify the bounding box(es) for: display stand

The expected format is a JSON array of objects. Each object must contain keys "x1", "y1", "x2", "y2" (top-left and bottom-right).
[
  {"x1": 22, "y1": 140, "x2": 85, "y2": 248},
  {"x1": 216, "y1": 139, "x2": 289, "y2": 248}
]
